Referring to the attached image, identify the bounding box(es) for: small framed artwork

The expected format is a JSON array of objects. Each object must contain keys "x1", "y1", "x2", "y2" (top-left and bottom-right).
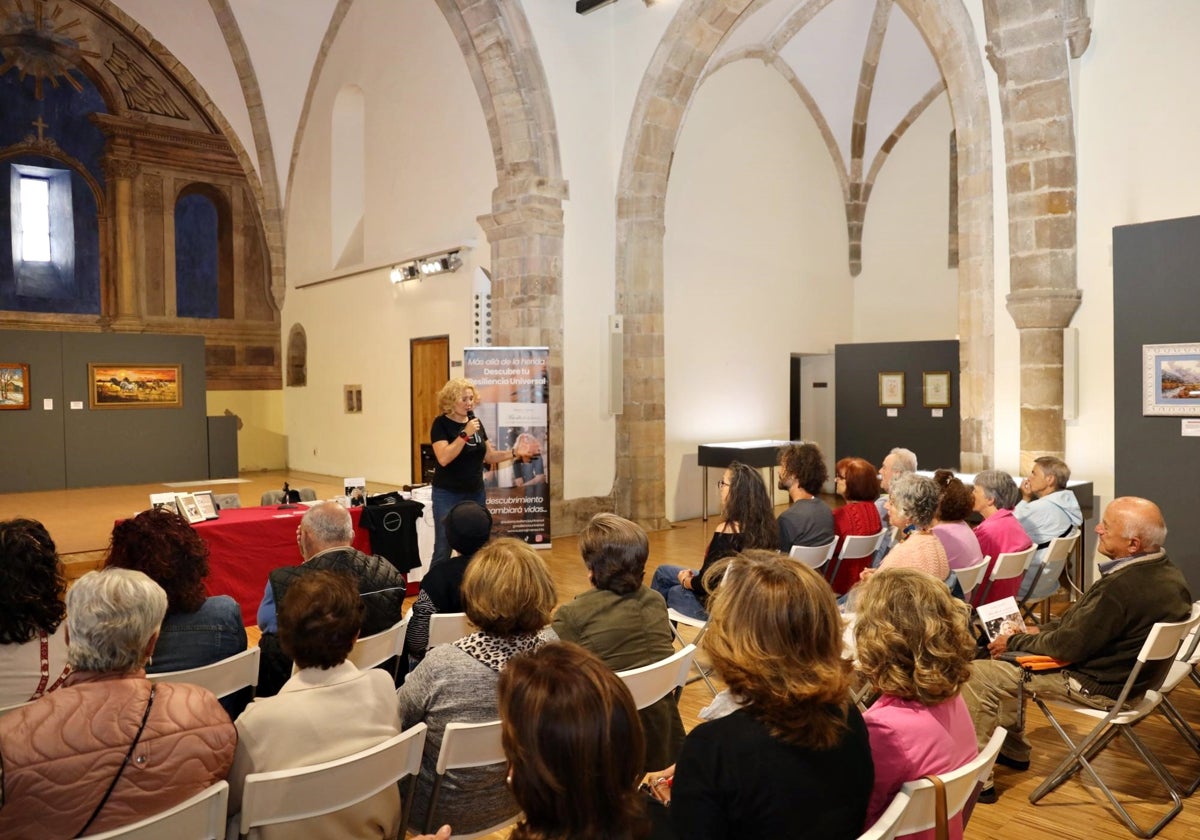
[
  {"x1": 192, "y1": 491, "x2": 220, "y2": 520},
  {"x1": 174, "y1": 493, "x2": 207, "y2": 524},
  {"x1": 89, "y1": 364, "x2": 182, "y2": 409},
  {"x1": 879, "y1": 372, "x2": 905, "y2": 407},
  {"x1": 923, "y1": 371, "x2": 951, "y2": 408},
  {"x1": 0, "y1": 363, "x2": 30, "y2": 410},
  {"x1": 1143, "y1": 343, "x2": 1200, "y2": 416}
]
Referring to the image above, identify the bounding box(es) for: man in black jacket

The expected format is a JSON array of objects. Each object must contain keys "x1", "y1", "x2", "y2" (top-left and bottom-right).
[{"x1": 256, "y1": 501, "x2": 407, "y2": 696}]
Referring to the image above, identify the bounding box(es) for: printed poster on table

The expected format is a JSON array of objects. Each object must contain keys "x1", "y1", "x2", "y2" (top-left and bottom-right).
[{"x1": 465, "y1": 347, "x2": 551, "y2": 548}]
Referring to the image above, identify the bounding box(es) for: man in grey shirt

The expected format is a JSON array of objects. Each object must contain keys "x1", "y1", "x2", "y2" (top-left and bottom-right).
[{"x1": 776, "y1": 442, "x2": 835, "y2": 552}]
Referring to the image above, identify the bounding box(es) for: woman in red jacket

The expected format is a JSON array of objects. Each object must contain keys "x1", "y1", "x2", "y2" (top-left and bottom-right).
[{"x1": 830, "y1": 457, "x2": 882, "y2": 594}]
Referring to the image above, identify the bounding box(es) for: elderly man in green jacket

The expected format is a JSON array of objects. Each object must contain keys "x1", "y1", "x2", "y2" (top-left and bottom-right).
[{"x1": 963, "y1": 496, "x2": 1192, "y2": 802}]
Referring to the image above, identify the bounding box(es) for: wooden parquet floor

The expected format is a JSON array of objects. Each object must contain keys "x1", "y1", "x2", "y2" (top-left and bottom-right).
[{"x1": 4, "y1": 470, "x2": 1200, "y2": 838}]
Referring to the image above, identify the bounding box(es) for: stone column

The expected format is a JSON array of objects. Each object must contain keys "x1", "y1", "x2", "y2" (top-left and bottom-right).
[
  {"x1": 983, "y1": 0, "x2": 1088, "y2": 470},
  {"x1": 103, "y1": 156, "x2": 141, "y2": 327}
]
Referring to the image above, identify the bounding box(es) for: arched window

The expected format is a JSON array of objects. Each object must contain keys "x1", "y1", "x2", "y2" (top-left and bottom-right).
[
  {"x1": 174, "y1": 184, "x2": 233, "y2": 318},
  {"x1": 287, "y1": 323, "x2": 307, "y2": 387},
  {"x1": 331, "y1": 85, "x2": 365, "y2": 269}
]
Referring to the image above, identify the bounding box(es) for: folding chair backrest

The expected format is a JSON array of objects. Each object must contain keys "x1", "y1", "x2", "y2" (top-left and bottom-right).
[
  {"x1": 148, "y1": 647, "x2": 260, "y2": 699},
  {"x1": 426, "y1": 612, "x2": 473, "y2": 649},
  {"x1": 789, "y1": 538, "x2": 835, "y2": 571},
  {"x1": 617, "y1": 645, "x2": 696, "y2": 709},
  {"x1": 434, "y1": 720, "x2": 505, "y2": 775},
  {"x1": 895, "y1": 726, "x2": 1006, "y2": 835},
  {"x1": 212, "y1": 493, "x2": 241, "y2": 510},
  {"x1": 839, "y1": 529, "x2": 886, "y2": 561},
  {"x1": 855, "y1": 789, "x2": 911, "y2": 840},
  {"x1": 260, "y1": 490, "x2": 285, "y2": 506},
  {"x1": 88, "y1": 780, "x2": 228, "y2": 840},
  {"x1": 238, "y1": 724, "x2": 427, "y2": 839},
  {"x1": 1162, "y1": 608, "x2": 1200, "y2": 693},
  {"x1": 348, "y1": 617, "x2": 408, "y2": 671},
  {"x1": 952, "y1": 557, "x2": 990, "y2": 600},
  {"x1": 978, "y1": 546, "x2": 1035, "y2": 604},
  {"x1": 1024, "y1": 530, "x2": 1081, "y2": 603}
]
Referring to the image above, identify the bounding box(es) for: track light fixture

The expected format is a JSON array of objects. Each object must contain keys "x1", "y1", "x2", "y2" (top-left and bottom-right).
[{"x1": 389, "y1": 248, "x2": 464, "y2": 284}]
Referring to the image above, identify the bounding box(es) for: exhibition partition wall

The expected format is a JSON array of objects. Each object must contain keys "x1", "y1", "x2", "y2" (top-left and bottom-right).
[{"x1": 0, "y1": 329, "x2": 208, "y2": 493}]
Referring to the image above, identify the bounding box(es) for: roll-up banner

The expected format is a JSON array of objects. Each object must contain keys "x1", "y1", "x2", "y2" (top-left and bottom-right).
[{"x1": 464, "y1": 347, "x2": 550, "y2": 548}]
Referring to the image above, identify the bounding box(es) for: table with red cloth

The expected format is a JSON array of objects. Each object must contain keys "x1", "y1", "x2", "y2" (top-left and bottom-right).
[{"x1": 193, "y1": 505, "x2": 371, "y2": 626}]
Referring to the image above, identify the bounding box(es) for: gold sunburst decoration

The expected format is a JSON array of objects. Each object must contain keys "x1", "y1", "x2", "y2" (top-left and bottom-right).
[{"x1": 0, "y1": 0, "x2": 100, "y2": 99}]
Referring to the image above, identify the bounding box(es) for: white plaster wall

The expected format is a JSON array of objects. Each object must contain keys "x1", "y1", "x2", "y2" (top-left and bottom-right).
[
  {"x1": 1068, "y1": 1, "x2": 1200, "y2": 502},
  {"x1": 521, "y1": 0, "x2": 676, "y2": 501},
  {"x1": 282, "y1": 0, "x2": 494, "y2": 486},
  {"x1": 111, "y1": 0, "x2": 258, "y2": 177},
  {"x1": 663, "y1": 59, "x2": 853, "y2": 522},
  {"x1": 853, "y1": 94, "x2": 958, "y2": 342}
]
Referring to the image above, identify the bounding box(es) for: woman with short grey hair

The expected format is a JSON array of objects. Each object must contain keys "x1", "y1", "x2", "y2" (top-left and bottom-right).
[
  {"x1": 0, "y1": 568, "x2": 236, "y2": 838},
  {"x1": 864, "y1": 474, "x2": 949, "y2": 583},
  {"x1": 971, "y1": 470, "x2": 1033, "y2": 605}
]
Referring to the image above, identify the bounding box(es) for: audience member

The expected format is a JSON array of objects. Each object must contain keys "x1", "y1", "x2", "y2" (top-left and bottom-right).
[
  {"x1": 105, "y1": 509, "x2": 246, "y2": 685},
  {"x1": 776, "y1": 442, "x2": 835, "y2": 552},
  {"x1": 830, "y1": 457, "x2": 882, "y2": 594},
  {"x1": 874, "y1": 447, "x2": 917, "y2": 564},
  {"x1": 868, "y1": 473, "x2": 949, "y2": 582},
  {"x1": 1012, "y1": 456, "x2": 1082, "y2": 599},
  {"x1": 931, "y1": 469, "x2": 985, "y2": 572},
  {"x1": 0, "y1": 568, "x2": 235, "y2": 838},
  {"x1": 403, "y1": 500, "x2": 493, "y2": 670},
  {"x1": 970, "y1": 470, "x2": 1032, "y2": 606},
  {"x1": 962, "y1": 497, "x2": 1191, "y2": 802},
  {"x1": 0, "y1": 518, "x2": 70, "y2": 706},
  {"x1": 229, "y1": 570, "x2": 403, "y2": 839},
  {"x1": 398, "y1": 538, "x2": 557, "y2": 834},
  {"x1": 555, "y1": 514, "x2": 686, "y2": 772},
  {"x1": 499, "y1": 642, "x2": 667, "y2": 840},
  {"x1": 645, "y1": 550, "x2": 873, "y2": 838},
  {"x1": 852, "y1": 569, "x2": 978, "y2": 834},
  {"x1": 651, "y1": 461, "x2": 777, "y2": 620},
  {"x1": 257, "y1": 501, "x2": 406, "y2": 696}
]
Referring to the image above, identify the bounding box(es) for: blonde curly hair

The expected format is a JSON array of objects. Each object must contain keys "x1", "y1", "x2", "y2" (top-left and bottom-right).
[
  {"x1": 437, "y1": 377, "x2": 477, "y2": 415},
  {"x1": 851, "y1": 568, "x2": 974, "y2": 705}
]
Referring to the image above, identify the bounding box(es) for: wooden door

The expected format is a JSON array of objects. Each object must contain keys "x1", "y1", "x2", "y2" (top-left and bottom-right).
[{"x1": 410, "y1": 336, "x2": 450, "y2": 483}]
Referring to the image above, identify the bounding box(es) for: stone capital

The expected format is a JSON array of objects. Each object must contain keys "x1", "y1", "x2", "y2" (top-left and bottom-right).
[
  {"x1": 1005, "y1": 288, "x2": 1081, "y2": 331},
  {"x1": 102, "y1": 156, "x2": 140, "y2": 180}
]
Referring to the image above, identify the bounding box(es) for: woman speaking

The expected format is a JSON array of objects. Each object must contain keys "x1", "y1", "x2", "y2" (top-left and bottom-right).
[{"x1": 430, "y1": 378, "x2": 512, "y2": 564}]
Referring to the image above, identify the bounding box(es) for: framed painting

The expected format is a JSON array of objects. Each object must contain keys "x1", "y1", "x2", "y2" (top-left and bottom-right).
[
  {"x1": 922, "y1": 371, "x2": 951, "y2": 408},
  {"x1": 0, "y1": 363, "x2": 30, "y2": 409},
  {"x1": 1143, "y1": 343, "x2": 1200, "y2": 416},
  {"x1": 89, "y1": 364, "x2": 182, "y2": 409},
  {"x1": 879, "y1": 372, "x2": 905, "y2": 408}
]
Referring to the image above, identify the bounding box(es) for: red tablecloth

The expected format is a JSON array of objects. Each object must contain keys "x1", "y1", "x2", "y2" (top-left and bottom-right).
[{"x1": 193, "y1": 505, "x2": 371, "y2": 625}]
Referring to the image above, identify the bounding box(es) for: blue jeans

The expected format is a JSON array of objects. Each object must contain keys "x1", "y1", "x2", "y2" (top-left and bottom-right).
[
  {"x1": 431, "y1": 485, "x2": 487, "y2": 565},
  {"x1": 651, "y1": 564, "x2": 709, "y2": 621}
]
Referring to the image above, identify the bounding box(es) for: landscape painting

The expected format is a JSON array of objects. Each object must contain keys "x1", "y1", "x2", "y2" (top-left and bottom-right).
[
  {"x1": 89, "y1": 364, "x2": 182, "y2": 409},
  {"x1": 0, "y1": 363, "x2": 30, "y2": 410},
  {"x1": 1143, "y1": 343, "x2": 1200, "y2": 416}
]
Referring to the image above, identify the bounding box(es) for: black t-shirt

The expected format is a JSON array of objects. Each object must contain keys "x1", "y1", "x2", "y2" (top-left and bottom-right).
[{"x1": 430, "y1": 413, "x2": 488, "y2": 493}]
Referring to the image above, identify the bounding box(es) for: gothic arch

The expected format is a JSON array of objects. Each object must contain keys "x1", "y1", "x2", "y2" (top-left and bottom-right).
[{"x1": 613, "y1": 0, "x2": 995, "y2": 527}]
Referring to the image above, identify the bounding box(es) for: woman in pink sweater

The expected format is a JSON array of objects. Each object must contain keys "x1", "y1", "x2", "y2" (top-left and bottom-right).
[
  {"x1": 867, "y1": 473, "x2": 949, "y2": 582},
  {"x1": 853, "y1": 568, "x2": 978, "y2": 838}
]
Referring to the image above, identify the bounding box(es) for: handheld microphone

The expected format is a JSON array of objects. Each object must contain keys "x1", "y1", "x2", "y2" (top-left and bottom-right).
[{"x1": 466, "y1": 410, "x2": 481, "y2": 444}]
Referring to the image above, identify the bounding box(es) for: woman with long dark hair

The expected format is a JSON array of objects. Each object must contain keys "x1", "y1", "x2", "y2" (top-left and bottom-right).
[{"x1": 650, "y1": 461, "x2": 777, "y2": 620}]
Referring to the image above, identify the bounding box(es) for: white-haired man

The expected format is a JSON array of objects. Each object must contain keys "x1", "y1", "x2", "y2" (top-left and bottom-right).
[
  {"x1": 963, "y1": 497, "x2": 1191, "y2": 802},
  {"x1": 873, "y1": 447, "x2": 917, "y2": 564}
]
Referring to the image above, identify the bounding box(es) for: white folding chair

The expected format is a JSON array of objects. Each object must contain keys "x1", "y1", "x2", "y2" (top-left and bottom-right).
[
  {"x1": 855, "y1": 788, "x2": 911, "y2": 840},
  {"x1": 616, "y1": 644, "x2": 697, "y2": 709},
  {"x1": 886, "y1": 726, "x2": 1005, "y2": 837},
  {"x1": 148, "y1": 646, "x2": 260, "y2": 699},
  {"x1": 974, "y1": 545, "x2": 1035, "y2": 606},
  {"x1": 666, "y1": 608, "x2": 717, "y2": 697},
  {"x1": 425, "y1": 720, "x2": 520, "y2": 838},
  {"x1": 426, "y1": 612, "x2": 472, "y2": 649},
  {"x1": 348, "y1": 616, "x2": 408, "y2": 678},
  {"x1": 788, "y1": 537, "x2": 836, "y2": 572},
  {"x1": 88, "y1": 780, "x2": 228, "y2": 839},
  {"x1": 1020, "y1": 529, "x2": 1081, "y2": 622},
  {"x1": 951, "y1": 556, "x2": 990, "y2": 603},
  {"x1": 212, "y1": 493, "x2": 241, "y2": 510},
  {"x1": 827, "y1": 530, "x2": 886, "y2": 587},
  {"x1": 1023, "y1": 605, "x2": 1200, "y2": 838},
  {"x1": 259, "y1": 490, "x2": 285, "y2": 506},
  {"x1": 236, "y1": 723, "x2": 427, "y2": 840},
  {"x1": 1150, "y1": 606, "x2": 1200, "y2": 794}
]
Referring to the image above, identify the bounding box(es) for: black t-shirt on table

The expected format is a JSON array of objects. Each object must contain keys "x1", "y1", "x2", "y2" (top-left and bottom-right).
[{"x1": 430, "y1": 413, "x2": 488, "y2": 493}]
